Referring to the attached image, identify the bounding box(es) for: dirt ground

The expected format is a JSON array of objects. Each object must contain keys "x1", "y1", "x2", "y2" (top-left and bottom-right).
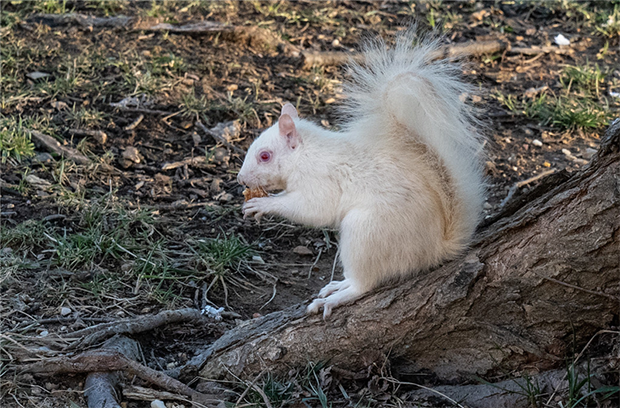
[{"x1": 1, "y1": 1, "x2": 619, "y2": 407}]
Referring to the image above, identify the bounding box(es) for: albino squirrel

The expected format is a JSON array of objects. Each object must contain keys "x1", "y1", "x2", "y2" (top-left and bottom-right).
[{"x1": 237, "y1": 33, "x2": 485, "y2": 318}]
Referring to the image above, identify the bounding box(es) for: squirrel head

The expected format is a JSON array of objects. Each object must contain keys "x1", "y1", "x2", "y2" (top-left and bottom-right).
[{"x1": 237, "y1": 103, "x2": 302, "y2": 191}]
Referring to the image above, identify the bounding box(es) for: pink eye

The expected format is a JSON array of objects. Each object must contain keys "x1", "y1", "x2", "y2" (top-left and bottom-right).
[{"x1": 259, "y1": 151, "x2": 272, "y2": 163}]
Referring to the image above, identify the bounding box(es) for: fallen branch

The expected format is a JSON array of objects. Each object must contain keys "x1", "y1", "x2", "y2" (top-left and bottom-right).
[
  {"x1": 19, "y1": 348, "x2": 218, "y2": 405},
  {"x1": 84, "y1": 336, "x2": 139, "y2": 408},
  {"x1": 302, "y1": 40, "x2": 510, "y2": 68},
  {"x1": 179, "y1": 122, "x2": 620, "y2": 382},
  {"x1": 27, "y1": 13, "x2": 132, "y2": 28},
  {"x1": 141, "y1": 21, "x2": 299, "y2": 54},
  {"x1": 64, "y1": 308, "x2": 206, "y2": 350},
  {"x1": 27, "y1": 129, "x2": 92, "y2": 165},
  {"x1": 302, "y1": 40, "x2": 575, "y2": 68}
]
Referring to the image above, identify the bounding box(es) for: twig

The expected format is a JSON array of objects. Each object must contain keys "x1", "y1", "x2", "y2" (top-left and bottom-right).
[
  {"x1": 235, "y1": 370, "x2": 266, "y2": 406},
  {"x1": 499, "y1": 168, "x2": 557, "y2": 209},
  {"x1": 509, "y1": 45, "x2": 574, "y2": 56},
  {"x1": 122, "y1": 385, "x2": 189, "y2": 402},
  {"x1": 68, "y1": 129, "x2": 107, "y2": 144},
  {"x1": 63, "y1": 308, "x2": 205, "y2": 350},
  {"x1": 308, "y1": 248, "x2": 323, "y2": 279},
  {"x1": 27, "y1": 129, "x2": 91, "y2": 165},
  {"x1": 543, "y1": 276, "x2": 619, "y2": 301},
  {"x1": 123, "y1": 114, "x2": 144, "y2": 131}
]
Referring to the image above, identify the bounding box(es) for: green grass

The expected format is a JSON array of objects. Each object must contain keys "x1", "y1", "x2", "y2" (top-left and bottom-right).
[
  {"x1": 495, "y1": 91, "x2": 612, "y2": 131},
  {"x1": 560, "y1": 64, "x2": 606, "y2": 97},
  {"x1": 0, "y1": 219, "x2": 50, "y2": 251},
  {"x1": 63, "y1": 105, "x2": 106, "y2": 128},
  {"x1": 194, "y1": 235, "x2": 254, "y2": 277},
  {"x1": 0, "y1": 117, "x2": 35, "y2": 163},
  {"x1": 594, "y1": 5, "x2": 620, "y2": 40},
  {"x1": 34, "y1": 0, "x2": 72, "y2": 14},
  {"x1": 180, "y1": 90, "x2": 210, "y2": 120}
]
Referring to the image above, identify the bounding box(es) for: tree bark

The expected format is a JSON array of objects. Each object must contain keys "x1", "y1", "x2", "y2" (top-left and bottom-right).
[{"x1": 185, "y1": 121, "x2": 620, "y2": 383}]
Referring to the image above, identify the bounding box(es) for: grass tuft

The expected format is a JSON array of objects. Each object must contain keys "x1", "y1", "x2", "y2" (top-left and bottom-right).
[{"x1": 0, "y1": 116, "x2": 36, "y2": 163}]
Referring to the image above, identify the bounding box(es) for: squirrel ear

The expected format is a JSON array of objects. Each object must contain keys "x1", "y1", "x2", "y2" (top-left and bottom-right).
[
  {"x1": 281, "y1": 103, "x2": 299, "y2": 119},
  {"x1": 279, "y1": 114, "x2": 301, "y2": 150}
]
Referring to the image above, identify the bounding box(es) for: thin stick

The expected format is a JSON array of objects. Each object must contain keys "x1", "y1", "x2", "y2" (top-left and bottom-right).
[
  {"x1": 27, "y1": 129, "x2": 91, "y2": 165},
  {"x1": 500, "y1": 168, "x2": 557, "y2": 208}
]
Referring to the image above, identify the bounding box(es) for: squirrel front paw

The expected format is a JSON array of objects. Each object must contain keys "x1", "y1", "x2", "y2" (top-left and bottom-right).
[{"x1": 242, "y1": 197, "x2": 272, "y2": 222}]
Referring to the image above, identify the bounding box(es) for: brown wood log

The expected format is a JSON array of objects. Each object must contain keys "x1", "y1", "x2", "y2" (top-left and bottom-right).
[{"x1": 182, "y1": 120, "x2": 619, "y2": 382}]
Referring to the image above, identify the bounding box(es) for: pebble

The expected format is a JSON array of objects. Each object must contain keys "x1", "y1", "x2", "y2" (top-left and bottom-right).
[
  {"x1": 33, "y1": 153, "x2": 54, "y2": 164},
  {"x1": 483, "y1": 202, "x2": 492, "y2": 210},
  {"x1": 532, "y1": 139, "x2": 543, "y2": 147},
  {"x1": 60, "y1": 307, "x2": 71, "y2": 316},
  {"x1": 293, "y1": 245, "x2": 313, "y2": 256},
  {"x1": 122, "y1": 146, "x2": 141, "y2": 163},
  {"x1": 543, "y1": 161, "x2": 551, "y2": 167},
  {"x1": 151, "y1": 400, "x2": 166, "y2": 408},
  {"x1": 561, "y1": 148, "x2": 572, "y2": 156}
]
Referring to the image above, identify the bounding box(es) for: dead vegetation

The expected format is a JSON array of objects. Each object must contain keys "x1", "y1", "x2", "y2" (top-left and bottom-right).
[{"x1": 1, "y1": 1, "x2": 619, "y2": 407}]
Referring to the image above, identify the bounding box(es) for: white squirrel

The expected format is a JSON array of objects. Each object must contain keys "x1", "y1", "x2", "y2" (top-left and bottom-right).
[{"x1": 237, "y1": 33, "x2": 485, "y2": 318}]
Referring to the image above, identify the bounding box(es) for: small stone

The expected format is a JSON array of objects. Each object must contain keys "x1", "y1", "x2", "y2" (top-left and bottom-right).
[
  {"x1": 191, "y1": 132, "x2": 201, "y2": 146},
  {"x1": 252, "y1": 255, "x2": 265, "y2": 264},
  {"x1": 581, "y1": 147, "x2": 597, "y2": 160},
  {"x1": 122, "y1": 146, "x2": 141, "y2": 163},
  {"x1": 33, "y1": 152, "x2": 54, "y2": 164},
  {"x1": 543, "y1": 161, "x2": 551, "y2": 167},
  {"x1": 50, "y1": 100, "x2": 68, "y2": 110},
  {"x1": 27, "y1": 71, "x2": 50, "y2": 80},
  {"x1": 25, "y1": 174, "x2": 52, "y2": 189},
  {"x1": 151, "y1": 400, "x2": 166, "y2": 408},
  {"x1": 561, "y1": 148, "x2": 572, "y2": 156},
  {"x1": 60, "y1": 307, "x2": 71, "y2": 316},
  {"x1": 210, "y1": 178, "x2": 223, "y2": 195},
  {"x1": 483, "y1": 202, "x2": 492, "y2": 210},
  {"x1": 332, "y1": 39, "x2": 340, "y2": 47},
  {"x1": 532, "y1": 139, "x2": 543, "y2": 147},
  {"x1": 212, "y1": 147, "x2": 230, "y2": 166},
  {"x1": 321, "y1": 119, "x2": 330, "y2": 127},
  {"x1": 215, "y1": 192, "x2": 233, "y2": 202},
  {"x1": 293, "y1": 245, "x2": 313, "y2": 256},
  {"x1": 38, "y1": 330, "x2": 49, "y2": 337}
]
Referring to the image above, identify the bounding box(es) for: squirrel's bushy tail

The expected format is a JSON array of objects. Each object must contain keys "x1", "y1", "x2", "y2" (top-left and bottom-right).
[{"x1": 341, "y1": 30, "x2": 485, "y2": 247}]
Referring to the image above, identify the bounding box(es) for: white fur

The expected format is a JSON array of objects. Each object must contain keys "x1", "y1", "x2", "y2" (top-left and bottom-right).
[{"x1": 238, "y1": 34, "x2": 485, "y2": 319}]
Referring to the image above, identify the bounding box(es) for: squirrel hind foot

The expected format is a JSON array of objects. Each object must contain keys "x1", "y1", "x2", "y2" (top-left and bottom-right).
[
  {"x1": 317, "y1": 280, "x2": 351, "y2": 298},
  {"x1": 307, "y1": 283, "x2": 363, "y2": 319}
]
